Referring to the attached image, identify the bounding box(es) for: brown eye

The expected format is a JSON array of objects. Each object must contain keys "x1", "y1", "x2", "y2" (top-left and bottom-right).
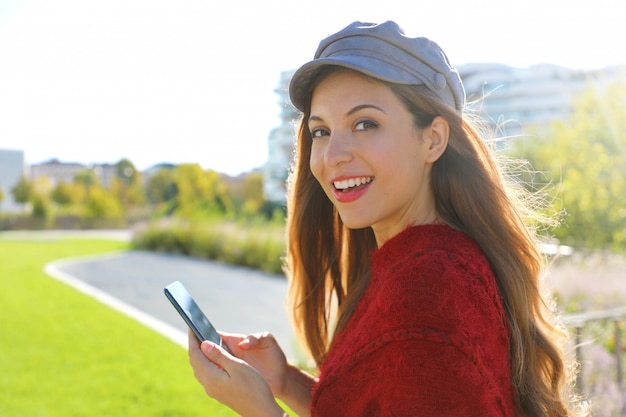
[
  {"x1": 310, "y1": 127, "x2": 330, "y2": 138},
  {"x1": 354, "y1": 120, "x2": 378, "y2": 131}
]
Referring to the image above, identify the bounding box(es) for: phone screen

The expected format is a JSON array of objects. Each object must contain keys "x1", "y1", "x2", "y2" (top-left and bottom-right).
[{"x1": 164, "y1": 281, "x2": 222, "y2": 346}]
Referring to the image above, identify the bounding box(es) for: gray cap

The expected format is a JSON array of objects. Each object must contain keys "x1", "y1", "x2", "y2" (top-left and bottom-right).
[{"x1": 289, "y1": 21, "x2": 465, "y2": 112}]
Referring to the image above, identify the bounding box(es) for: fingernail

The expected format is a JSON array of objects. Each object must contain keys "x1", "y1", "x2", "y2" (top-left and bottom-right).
[{"x1": 201, "y1": 342, "x2": 215, "y2": 354}]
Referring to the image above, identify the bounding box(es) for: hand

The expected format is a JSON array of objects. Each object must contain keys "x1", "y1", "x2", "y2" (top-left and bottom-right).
[
  {"x1": 188, "y1": 330, "x2": 286, "y2": 417},
  {"x1": 221, "y1": 331, "x2": 290, "y2": 398}
]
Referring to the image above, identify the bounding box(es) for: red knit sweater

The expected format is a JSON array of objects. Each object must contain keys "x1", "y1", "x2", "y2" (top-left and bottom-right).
[{"x1": 310, "y1": 224, "x2": 515, "y2": 416}]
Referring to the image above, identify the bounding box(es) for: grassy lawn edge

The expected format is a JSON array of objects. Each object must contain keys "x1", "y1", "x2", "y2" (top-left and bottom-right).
[{"x1": 0, "y1": 237, "x2": 241, "y2": 416}]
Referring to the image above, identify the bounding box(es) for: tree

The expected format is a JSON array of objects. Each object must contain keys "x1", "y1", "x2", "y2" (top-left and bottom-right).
[
  {"x1": 237, "y1": 171, "x2": 266, "y2": 216},
  {"x1": 109, "y1": 176, "x2": 145, "y2": 209},
  {"x1": 73, "y1": 169, "x2": 100, "y2": 189},
  {"x1": 51, "y1": 181, "x2": 72, "y2": 206},
  {"x1": 172, "y1": 164, "x2": 233, "y2": 218},
  {"x1": 110, "y1": 158, "x2": 145, "y2": 209},
  {"x1": 83, "y1": 186, "x2": 123, "y2": 220},
  {"x1": 514, "y1": 80, "x2": 626, "y2": 251},
  {"x1": 146, "y1": 166, "x2": 177, "y2": 206},
  {"x1": 30, "y1": 193, "x2": 50, "y2": 218},
  {"x1": 11, "y1": 175, "x2": 33, "y2": 204},
  {"x1": 114, "y1": 158, "x2": 139, "y2": 186}
]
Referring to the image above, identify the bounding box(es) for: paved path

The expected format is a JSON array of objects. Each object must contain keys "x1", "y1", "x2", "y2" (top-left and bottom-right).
[{"x1": 45, "y1": 247, "x2": 300, "y2": 360}]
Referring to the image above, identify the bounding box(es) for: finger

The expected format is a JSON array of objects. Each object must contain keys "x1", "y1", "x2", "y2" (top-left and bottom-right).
[
  {"x1": 219, "y1": 332, "x2": 246, "y2": 353},
  {"x1": 201, "y1": 341, "x2": 239, "y2": 373},
  {"x1": 201, "y1": 341, "x2": 220, "y2": 359},
  {"x1": 219, "y1": 331, "x2": 246, "y2": 341},
  {"x1": 238, "y1": 331, "x2": 276, "y2": 350},
  {"x1": 188, "y1": 328, "x2": 200, "y2": 346},
  {"x1": 189, "y1": 342, "x2": 231, "y2": 396},
  {"x1": 188, "y1": 329, "x2": 205, "y2": 359},
  {"x1": 189, "y1": 329, "x2": 210, "y2": 366}
]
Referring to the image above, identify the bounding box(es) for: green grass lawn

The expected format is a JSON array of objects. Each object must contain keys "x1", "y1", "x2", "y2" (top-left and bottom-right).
[{"x1": 0, "y1": 237, "x2": 242, "y2": 416}]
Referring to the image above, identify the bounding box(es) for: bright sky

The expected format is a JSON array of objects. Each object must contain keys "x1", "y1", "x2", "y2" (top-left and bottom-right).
[{"x1": 0, "y1": 0, "x2": 623, "y2": 175}]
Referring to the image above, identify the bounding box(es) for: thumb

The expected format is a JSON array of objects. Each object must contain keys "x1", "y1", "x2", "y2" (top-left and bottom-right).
[{"x1": 200, "y1": 341, "x2": 230, "y2": 368}]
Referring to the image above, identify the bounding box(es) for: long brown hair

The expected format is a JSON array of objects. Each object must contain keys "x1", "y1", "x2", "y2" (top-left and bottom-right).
[{"x1": 285, "y1": 68, "x2": 580, "y2": 417}]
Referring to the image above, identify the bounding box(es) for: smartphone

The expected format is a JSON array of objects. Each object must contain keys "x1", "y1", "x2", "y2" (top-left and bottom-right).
[{"x1": 164, "y1": 280, "x2": 223, "y2": 347}]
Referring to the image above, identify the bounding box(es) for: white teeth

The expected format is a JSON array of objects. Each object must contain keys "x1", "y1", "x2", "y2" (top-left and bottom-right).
[{"x1": 334, "y1": 177, "x2": 372, "y2": 190}]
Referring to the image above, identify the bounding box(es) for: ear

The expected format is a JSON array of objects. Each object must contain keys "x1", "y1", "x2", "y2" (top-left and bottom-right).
[{"x1": 424, "y1": 116, "x2": 449, "y2": 163}]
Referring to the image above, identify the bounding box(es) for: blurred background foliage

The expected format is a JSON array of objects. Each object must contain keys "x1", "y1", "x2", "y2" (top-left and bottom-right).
[
  {"x1": 2, "y1": 158, "x2": 286, "y2": 273},
  {"x1": 510, "y1": 80, "x2": 626, "y2": 253}
]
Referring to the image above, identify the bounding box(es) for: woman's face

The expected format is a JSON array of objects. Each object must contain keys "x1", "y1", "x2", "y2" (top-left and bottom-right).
[{"x1": 308, "y1": 69, "x2": 442, "y2": 245}]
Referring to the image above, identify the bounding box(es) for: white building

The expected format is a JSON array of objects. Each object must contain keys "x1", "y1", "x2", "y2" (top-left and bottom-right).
[
  {"x1": 30, "y1": 158, "x2": 86, "y2": 186},
  {"x1": 0, "y1": 149, "x2": 26, "y2": 213},
  {"x1": 459, "y1": 63, "x2": 623, "y2": 137},
  {"x1": 263, "y1": 70, "x2": 298, "y2": 202},
  {"x1": 30, "y1": 159, "x2": 117, "y2": 188}
]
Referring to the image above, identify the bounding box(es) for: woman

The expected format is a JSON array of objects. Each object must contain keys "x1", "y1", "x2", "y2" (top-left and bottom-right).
[{"x1": 189, "y1": 21, "x2": 581, "y2": 416}]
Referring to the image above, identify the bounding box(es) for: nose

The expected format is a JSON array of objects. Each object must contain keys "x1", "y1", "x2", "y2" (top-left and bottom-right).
[{"x1": 323, "y1": 132, "x2": 353, "y2": 167}]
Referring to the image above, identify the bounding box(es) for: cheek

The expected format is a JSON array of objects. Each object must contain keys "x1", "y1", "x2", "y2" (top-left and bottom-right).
[{"x1": 309, "y1": 143, "x2": 325, "y2": 183}]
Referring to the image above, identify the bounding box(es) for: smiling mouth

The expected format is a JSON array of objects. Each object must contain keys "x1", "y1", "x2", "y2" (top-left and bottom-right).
[{"x1": 333, "y1": 177, "x2": 373, "y2": 192}]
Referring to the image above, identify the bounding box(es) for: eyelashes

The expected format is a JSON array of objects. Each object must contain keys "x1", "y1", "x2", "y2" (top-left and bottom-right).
[
  {"x1": 309, "y1": 119, "x2": 379, "y2": 138},
  {"x1": 310, "y1": 127, "x2": 329, "y2": 138},
  {"x1": 354, "y1": 120, "x2": 378, "y2": 131}
]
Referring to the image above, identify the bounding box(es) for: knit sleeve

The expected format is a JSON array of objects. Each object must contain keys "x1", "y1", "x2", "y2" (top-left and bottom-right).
[{"x1": 363, "y1": 336, "x2": 512, "y2": 416}]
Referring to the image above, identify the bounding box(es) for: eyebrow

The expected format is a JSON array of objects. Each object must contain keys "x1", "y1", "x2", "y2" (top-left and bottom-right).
[{"x1": 308, "y1": 104, "x2": 387, "y2": 123}]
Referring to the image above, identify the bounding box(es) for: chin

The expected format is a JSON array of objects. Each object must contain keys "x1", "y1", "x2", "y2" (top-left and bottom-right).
[{"x1": 338, "y1": 215, "x2": 372, "y2": 231}]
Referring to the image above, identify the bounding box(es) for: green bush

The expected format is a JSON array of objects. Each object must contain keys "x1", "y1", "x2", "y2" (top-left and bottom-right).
[{"x1": 132, "y1": 219, "x2": 286, "y2": 275}]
